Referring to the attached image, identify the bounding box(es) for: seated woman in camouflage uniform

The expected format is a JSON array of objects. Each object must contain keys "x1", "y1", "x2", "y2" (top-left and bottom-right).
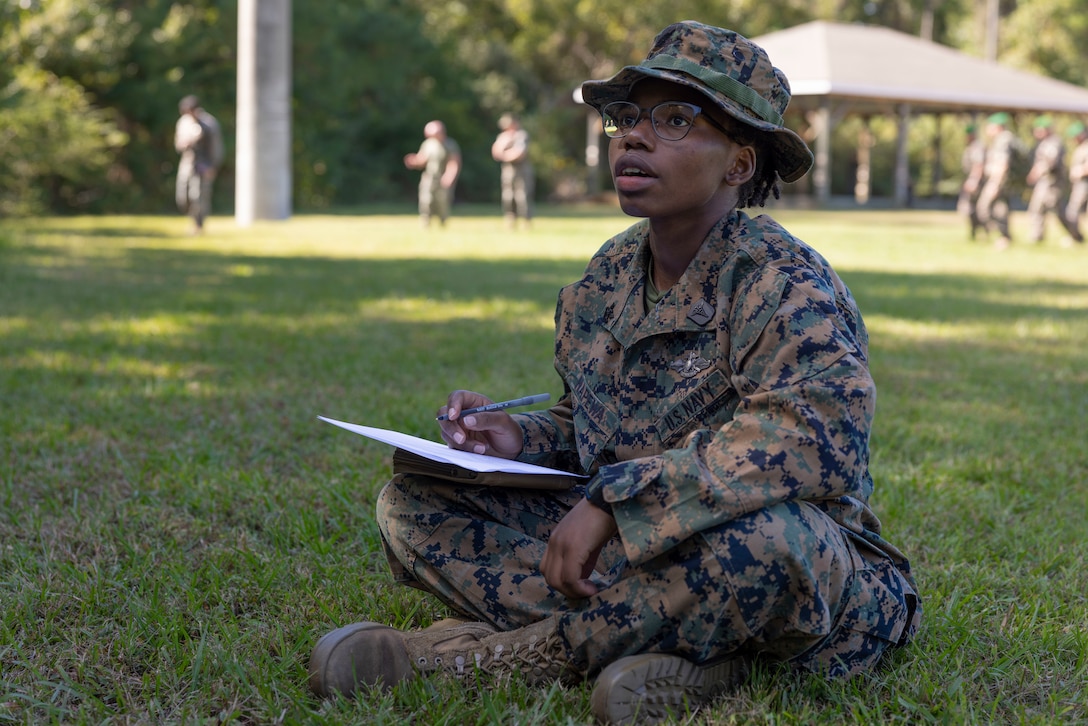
[{"x1": 308, "y1": 21, "x2": 921, "y2": 725}]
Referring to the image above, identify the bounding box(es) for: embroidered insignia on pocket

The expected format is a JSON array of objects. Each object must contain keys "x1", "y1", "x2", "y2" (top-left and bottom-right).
[
  {"x1": 687, "y1": 298, "x2": 715, "y2": 326},
  {"x1": 670, "y1": 351, "x2": 711, "y2": 378}
]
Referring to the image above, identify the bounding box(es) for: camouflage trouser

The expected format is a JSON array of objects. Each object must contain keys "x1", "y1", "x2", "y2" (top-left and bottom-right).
[
  {"x1": 1027, "y1": 179, "x2": 1082, "y2": 243},
  {"x1": 377, "y1": 474, "x2": 916, "y2": 678},
  {"x1": 1066, "y1": 179, "x2": 1088, "y2": 235},
  {"x1": 975, "y1": 180, "x2": 1009, "y2": 238},
  {"x1": 957, "y1": 184, "x2": 982, "y2": 239},
  {"x1": 500, "y1": 163, "x2": 534, "y2": 221},
  {"x1": 176, "y1": 164, "x2": 213, "y2": 226},
  {"x1": 418, "y1": 176, "x2": 450, "y2": 224}
]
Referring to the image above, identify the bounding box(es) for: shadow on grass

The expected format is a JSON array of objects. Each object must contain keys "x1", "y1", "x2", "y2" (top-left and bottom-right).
[
  {"x1": 291, "y1": 201, "x2": 625, "y2": 219},
  {"x1": 3, "y1": 239, "x2": 1085, "y2": 321},
  {"x1": 2, "y1": 243, "x2": 579, "y2": 319},
  {"x1": 3, "y1": 240, "x2": 1085, "y2": 489},
  {"x1": 6, "y1": 225, "x2": 175, "y2": 239}
]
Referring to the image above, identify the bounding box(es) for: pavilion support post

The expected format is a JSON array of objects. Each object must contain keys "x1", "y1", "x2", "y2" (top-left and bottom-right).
[
  {"x1": 814, "y1": 99, "x2": 832, "y2": 205},
  {"x1": 931, "y1": 114, "x2": 944, "y2": 198},
  {"x1": 894, "y1": 103, "x2": 912, "y2": 207},
  {"x1": 855, "y1": 116, "x2": 873, "y2": 205}
]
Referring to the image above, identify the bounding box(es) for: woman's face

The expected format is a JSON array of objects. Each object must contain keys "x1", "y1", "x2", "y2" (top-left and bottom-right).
[{"x1": 607, "y1": 79, "x2": 753, "y2": 225}]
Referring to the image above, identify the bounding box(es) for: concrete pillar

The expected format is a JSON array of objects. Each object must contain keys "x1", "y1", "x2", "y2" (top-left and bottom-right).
[{"x1": 236, "y1": 0, "x2": 291, "y2": 226}]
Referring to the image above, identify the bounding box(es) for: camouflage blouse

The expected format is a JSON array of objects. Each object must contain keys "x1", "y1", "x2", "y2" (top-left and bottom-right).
[{"x1": 515, "y1": 210, "x2": 912, "y2": 574}]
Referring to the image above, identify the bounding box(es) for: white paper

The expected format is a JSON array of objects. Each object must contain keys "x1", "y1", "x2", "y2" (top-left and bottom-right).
[{"x1": 318, "y1": 416, "x2": 586, "y2": 478}]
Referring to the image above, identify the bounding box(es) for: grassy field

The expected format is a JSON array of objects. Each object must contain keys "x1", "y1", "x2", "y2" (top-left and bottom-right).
[{"x1": 2, "y1": 204, "x2": 1086, "y2": 724}]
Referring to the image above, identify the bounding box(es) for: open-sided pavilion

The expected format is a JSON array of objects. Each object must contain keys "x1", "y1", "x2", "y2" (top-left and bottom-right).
[{"x1": 753, "y1": 21, "x2": 1088, "y2": 206}]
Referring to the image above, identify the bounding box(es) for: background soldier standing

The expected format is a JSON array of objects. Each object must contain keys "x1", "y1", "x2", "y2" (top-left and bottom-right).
[
  {"x1": 491, "y1": 113, "x2": 534, "y2": 229},
  {"x1": 404, "y1": 120, "x2": 462, "y2": 228}
]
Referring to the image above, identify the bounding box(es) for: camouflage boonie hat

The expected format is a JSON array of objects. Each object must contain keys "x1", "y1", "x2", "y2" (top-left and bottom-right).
[{"x1": 580, "y1": 21, "x2": 813, "y2": 183}]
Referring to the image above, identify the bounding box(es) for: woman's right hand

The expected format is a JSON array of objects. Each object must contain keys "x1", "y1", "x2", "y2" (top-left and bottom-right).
[{"x1": 437, "y1": 390, "x2": 524, "y2": 460}]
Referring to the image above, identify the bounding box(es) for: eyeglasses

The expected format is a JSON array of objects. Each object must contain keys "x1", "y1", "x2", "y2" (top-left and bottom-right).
[{"x1": 601, "y1": 101, "x2": 732, "y2": 141}]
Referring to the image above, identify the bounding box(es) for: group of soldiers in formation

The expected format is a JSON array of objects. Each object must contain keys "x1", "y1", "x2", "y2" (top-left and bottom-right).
[{"x1": 959, "y1": 112, "x2": 1088, "y2": 249}]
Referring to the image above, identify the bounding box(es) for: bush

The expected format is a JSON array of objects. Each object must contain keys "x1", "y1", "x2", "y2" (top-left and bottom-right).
[{"x1": 0, "y1": 66, "x2": 126, "y2": 216}]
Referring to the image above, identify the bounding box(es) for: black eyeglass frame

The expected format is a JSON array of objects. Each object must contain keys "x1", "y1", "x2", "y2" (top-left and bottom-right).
[{"x1": 600, "y1": 100, "x2": 734, "y2": 141}]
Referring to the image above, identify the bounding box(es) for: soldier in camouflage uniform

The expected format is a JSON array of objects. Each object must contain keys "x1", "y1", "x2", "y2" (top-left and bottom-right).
[
  {"x1": 976, "y1": 112, "x2": 1016, "y2": 249},
  {"x1": 174, "y1": 95, "x2": 224, "y2": 235},
  {"x1": 403, "y1": 120, "x2": 461, "y2": 227},
  {"x1": 958, "y1": 123, "x2": 986, "y2": 240},
  {"x1": 1064, "y1": 122, "x2": 1088, "y2": 246},
  {"x1": 491, "y1": 113, "x2": 535, "y2": 228},
  {"x1": 1025, "y1": 116, "x2": 1082, "y2": 245},
  {"x1": 310, "y1": 21, "x2": 921, "y2": 724}
]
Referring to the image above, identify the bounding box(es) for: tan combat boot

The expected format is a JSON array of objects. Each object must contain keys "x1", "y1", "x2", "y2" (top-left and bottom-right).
[
  {"x1": 308, "y1": 616, "x2": 580, "y2": 697},
  {"x1": 590, "y1": 652, "x2": 749, "y2": 725}
]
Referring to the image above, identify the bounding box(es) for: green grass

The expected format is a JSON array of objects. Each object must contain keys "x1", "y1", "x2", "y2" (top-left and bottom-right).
[{"x1": 2, "y1": 205, "x2": 1086, "y2": 724}]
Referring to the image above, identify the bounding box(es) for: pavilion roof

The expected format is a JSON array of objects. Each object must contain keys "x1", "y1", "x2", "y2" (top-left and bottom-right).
[{"x1": 754, "y1": 21, "x2": 1088, "y2": 115}]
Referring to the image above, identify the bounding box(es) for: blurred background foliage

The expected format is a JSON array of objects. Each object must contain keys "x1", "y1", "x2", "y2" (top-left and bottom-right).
[{"x1": 2, "y1": 0, "x2": 1086, "y2": 216}]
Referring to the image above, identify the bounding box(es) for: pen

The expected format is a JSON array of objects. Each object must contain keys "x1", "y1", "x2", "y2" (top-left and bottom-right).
[{"x1": 436, "y1": 393, "x2": 550, "y2": 421}]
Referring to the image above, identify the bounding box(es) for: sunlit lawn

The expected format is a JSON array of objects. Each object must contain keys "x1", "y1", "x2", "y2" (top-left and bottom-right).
[{"x1": 2, "y1": 203, "x2": 1086, "y2": 724}]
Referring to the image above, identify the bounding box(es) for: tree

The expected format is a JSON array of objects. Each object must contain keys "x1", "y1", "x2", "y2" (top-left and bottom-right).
[
  {"x1": 291, "y1": 0, "x2": 493, "y2": 208},
  {"x1": 407, "y1": 0, "x2": 822, "y2": 199},
  {"x1": 0, "y1": 25, "x2": 126, "y2": 214},
  {"x1": 1003, "y1": 0, "x2": 1088, "y2": 86},
  {"x1": 0, "y1": 0, "x2": 236, "y2": 214}
]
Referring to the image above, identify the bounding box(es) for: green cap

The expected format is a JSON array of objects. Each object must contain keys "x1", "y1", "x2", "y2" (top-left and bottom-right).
[
  {"x1": 580, "y1": 21, "x2": 813, "y2": 183},
  {"x1": 1067, "y1": 121, "x2": 1086, "y2": 138},
  {"x1": 1033, "y1": 115, "x2": 1053, "y2": 129},
  {"x1": 987, "y1": 112, "x2": 1011, "y2": 126}
]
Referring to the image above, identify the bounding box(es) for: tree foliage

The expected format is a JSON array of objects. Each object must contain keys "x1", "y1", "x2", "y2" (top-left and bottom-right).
[
  {"x1": 0, "y1": 66, "x2": 126, "y2": 215},
  {"x1": 2, "y1": 0, "x2": 1087, "y2": 215},
  {"x1": 1, "y1": 0, "x2": 236, "y2": 214},
  {"x1": 291, "y1": 0, "x2": 494, "y2": 209},
  {"x1": 1004, "y1": 0, "x2": 1088, "y2": 86}
]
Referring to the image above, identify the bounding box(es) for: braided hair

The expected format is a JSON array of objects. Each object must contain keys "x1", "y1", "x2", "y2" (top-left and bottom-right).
[{"x1": 724, "y1": 121, "x2": 781, "y2": 209}]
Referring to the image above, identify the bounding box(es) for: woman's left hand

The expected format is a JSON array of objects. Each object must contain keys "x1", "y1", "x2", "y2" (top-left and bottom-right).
[{"x1": 541, "y1": 498, "x2": 618, "y2": 599}]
